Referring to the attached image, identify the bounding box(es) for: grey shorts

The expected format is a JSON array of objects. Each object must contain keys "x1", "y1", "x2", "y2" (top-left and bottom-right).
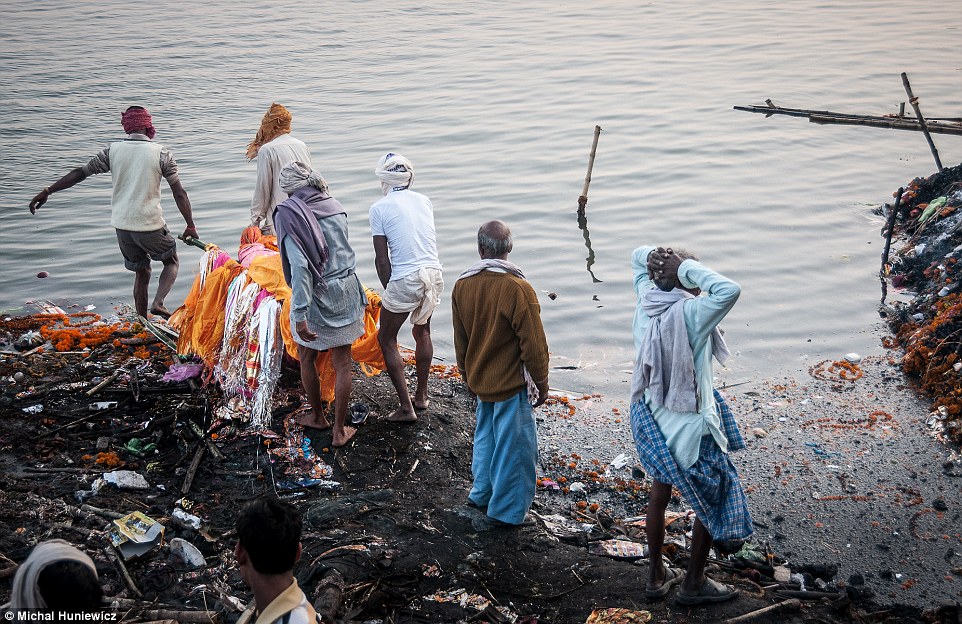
[{"x1": 116, "y1": 227, "x2": 177, "y2": 271}]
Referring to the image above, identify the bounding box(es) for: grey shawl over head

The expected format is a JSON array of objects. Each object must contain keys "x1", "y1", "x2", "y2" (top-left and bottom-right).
[{"x1": 273, "y1": 186, "x2": 347, "y2": 292}]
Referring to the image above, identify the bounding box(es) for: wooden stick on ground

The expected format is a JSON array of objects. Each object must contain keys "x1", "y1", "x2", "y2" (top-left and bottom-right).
[
  {"x1": 720, "y1": 598, "x2": 801, "y2": 624},
  {"x1": 902, "y1": 72, "x2": 944, "y2": 171},
  {"x1": 182, "y1": 443, "x2": 206, "y2": 494},
  {"x1": 578, "y1": 125, "x2": 603, "y2": 208},
  {"x1": 104, "y1": 544, "x2": 143, "y2": 599},
  {"x1": 86, "y1": 369, "x2": 123, "y2": 396}
]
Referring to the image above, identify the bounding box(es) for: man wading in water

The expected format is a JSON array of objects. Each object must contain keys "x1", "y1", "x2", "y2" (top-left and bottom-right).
[{"x1": 29, "y1": 106, "x2": 198, "y2": 319}]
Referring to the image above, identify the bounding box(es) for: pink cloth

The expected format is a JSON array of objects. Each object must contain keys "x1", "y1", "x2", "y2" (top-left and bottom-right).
[
  {"x1": 211, "y1": 251, "x2": 232, "y2": 271},
  {"x1": 239, "y1": 242, "x2": 278, "y2": 268},
  {"x1": 162, "y1": 362, "x2": 204, "y2": 382},
  {"x1": 121, "y1": 107, "x2": 156, "y2": 139}
]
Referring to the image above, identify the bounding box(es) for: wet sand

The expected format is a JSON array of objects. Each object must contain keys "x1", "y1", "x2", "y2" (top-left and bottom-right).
[{"x1": 538, "y1": 351, "x2": 962, "y2": 611}]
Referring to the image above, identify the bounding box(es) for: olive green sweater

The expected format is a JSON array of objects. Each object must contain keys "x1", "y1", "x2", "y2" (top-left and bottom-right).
[{"x1": 451, "y1": 271, "x2": 550, "y2": 402}]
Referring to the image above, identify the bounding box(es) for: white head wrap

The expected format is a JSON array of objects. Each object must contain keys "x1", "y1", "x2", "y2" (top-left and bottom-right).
[
  {"x1": 10, "y1": 539, "x2": 99, "y2": 609},
  {"x1": 375, "y1": 152, "x2": 414, "y2": 195},
  {"x1": 279, "y1": 161, "x2": 329, "y2": 194}
]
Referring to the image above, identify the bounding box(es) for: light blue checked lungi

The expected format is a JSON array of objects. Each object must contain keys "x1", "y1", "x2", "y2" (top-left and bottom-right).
[{"x1": 630, "y1": 390, "x2": 754, "y2": 541}]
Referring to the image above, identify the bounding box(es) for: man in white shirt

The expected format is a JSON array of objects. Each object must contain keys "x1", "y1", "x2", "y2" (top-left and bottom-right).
[
  {"x1": 28, "y1": 106, "x2": 197, "y2": 319},
  {"x1": 247, "y1": 103, "x2": 312, "y2": 236},
  {"x1": 369, "y1": 153, "x2": 443, "y2": 423}
]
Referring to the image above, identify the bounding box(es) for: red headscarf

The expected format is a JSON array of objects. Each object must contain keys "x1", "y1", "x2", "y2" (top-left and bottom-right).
[{"x1": 121, "y1": 107, "x2": 156, "y2": 139}]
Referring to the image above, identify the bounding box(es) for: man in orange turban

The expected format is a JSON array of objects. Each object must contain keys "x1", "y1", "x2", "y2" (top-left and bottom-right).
[{"x1": 247, "y1": 103, "x2": 313, "y2": 236}]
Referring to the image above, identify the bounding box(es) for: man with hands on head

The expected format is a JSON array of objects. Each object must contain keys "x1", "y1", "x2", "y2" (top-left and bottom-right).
[{"x1": 629, "y1": 245, "x2": 753, "y2": 606}]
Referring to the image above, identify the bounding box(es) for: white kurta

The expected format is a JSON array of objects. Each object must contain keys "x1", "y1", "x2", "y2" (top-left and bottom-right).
[{"x1": 250, "y1": 133, "x2": 312, "y2": 234}]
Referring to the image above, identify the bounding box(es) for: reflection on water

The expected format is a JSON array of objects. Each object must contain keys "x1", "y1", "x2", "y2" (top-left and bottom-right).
[
  {"x1": 576, "y1": 205, "x2": 604, "y2": 284},
  {"x1": 1, "y1": 1, "x2": 960, "y2": 396}
]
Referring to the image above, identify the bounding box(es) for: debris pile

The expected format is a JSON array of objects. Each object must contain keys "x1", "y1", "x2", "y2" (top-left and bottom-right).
[
  {"x1": 881, "y1": 162, "x2": 962, "y2": 442},
  {"x1": 0, "y1": 304, "x2": 949, "y2": 622}
]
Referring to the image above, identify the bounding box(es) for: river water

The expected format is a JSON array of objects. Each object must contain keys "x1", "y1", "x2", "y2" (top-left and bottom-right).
[{"x1": 1, "y1": 1, "x2": 960, "y2": 396}]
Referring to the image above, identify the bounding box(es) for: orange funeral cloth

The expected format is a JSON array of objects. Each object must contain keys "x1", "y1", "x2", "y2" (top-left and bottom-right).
[{"x1": 171, "y1": 230, "x2": 386, "y2": 404}]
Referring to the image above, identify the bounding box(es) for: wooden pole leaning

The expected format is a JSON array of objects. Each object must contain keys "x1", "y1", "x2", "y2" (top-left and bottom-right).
[
  {"x1": 881, "y1": 187, "x2": 904, "y2": 275},
  {"x1": 578, "y1": 125, "x2": 603, "y2": 209},
  {"x1": 901, "y1": 72, "x2": 944, "y2": 171}
]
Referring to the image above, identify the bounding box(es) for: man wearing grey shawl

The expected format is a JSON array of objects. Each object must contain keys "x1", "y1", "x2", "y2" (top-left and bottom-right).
[
  {"x1": 3, "y1": 539, "x2": 102, "y2": 612},
  {"x1": 629, "y1": 246, "x2": 752, "y2": 606},
  {"x1": 274, "y1": 162, "x2": 366, "y2": 447}
]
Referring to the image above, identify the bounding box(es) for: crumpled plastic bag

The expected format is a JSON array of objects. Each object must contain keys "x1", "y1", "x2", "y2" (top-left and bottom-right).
[{"x1": 162, "y1": 362, "x2": 204, "y2": 382}]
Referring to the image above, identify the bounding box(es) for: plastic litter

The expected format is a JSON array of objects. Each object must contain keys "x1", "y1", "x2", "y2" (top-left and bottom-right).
[
  {"x1": 109, "y1": 511, "x2": 164, "y2": 560},
  {"x1": 90, "y1": 401, "x2": 118, "y2": 411},
  {"x1": 124, "y1": 438, "x2": 157, "y2": 456},
  {"x1": 275, "y1": 478, "x2": 342, "y2": 492},
  {"x1": 162, "y1": 362, "x2": 204, "y2": 382},
  {"x1": 169, "y1": 537, "x2": 206, "y2": 568},
  {"x1": 588, "y1": 539, "x2": 648, "y2": 560},
  {"x1": 21, "y1": 404, "x2": 43, "y2": 414},
  {"x1": 609, "y1": 453, "x2": 631, "y2": 470},
  {"x1": 585, "y1": 608, "x2": 652, "y2": 623},
  {"x1": 350, "y1": 402, "x2": 370, "y2": 425},
  {"x1": 102, "y1": 470, "x2": 150, "y2": 490},
  {"x1": 172, "y1": 508, "x2": 202, "y2": 530}
]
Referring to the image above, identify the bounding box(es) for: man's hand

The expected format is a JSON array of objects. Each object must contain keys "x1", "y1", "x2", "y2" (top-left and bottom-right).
[
  {"x1": 295, "y1": 320, "x2": 317, "y2": 342},
  {"x1": 533, "y1": 379, "x2": 550, "y2": 408},
  {"x1": 182, "y1": 225, "x2": 198, "y2": 241},
  {"x1": 29, "y1": 189, "x2": 50, "y2": 214},
  {"x1": 648, "y1": 247, "x2": 684, "y2": 283}
]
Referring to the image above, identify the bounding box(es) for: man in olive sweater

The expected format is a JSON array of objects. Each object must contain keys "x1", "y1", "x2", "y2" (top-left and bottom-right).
[{"x1": 451, "y1": 220, "x2": 550, "y2": 527}]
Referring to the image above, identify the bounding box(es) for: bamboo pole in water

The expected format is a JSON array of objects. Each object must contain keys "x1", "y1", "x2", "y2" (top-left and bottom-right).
[
  {"x1": 578, "y1": 125, "x2": 602, "y2": 209},
  {"x1": 901, "y1": 72, "x2": 944, "y2": 171}
]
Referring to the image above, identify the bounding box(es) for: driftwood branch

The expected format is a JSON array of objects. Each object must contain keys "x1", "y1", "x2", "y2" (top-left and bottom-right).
[{"x1": 734, "y1": 102, "x2": 962, "y2": 136}]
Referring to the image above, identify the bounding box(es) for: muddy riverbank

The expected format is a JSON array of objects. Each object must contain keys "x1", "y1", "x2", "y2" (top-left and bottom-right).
[{"x1": 0, "y1": 317, "x2": 959, "y2": 622}]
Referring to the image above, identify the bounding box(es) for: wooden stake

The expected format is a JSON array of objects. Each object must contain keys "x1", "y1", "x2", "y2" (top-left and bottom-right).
[
  {"x1": 901, "y1": 72, "x2": 944, "y2": 171},
  {"x1": 881, "y1": 187, "x2": 904, "y2": 274},
  {"x1": 578, "y1": 125, "x2": 602, "y2": 208}
]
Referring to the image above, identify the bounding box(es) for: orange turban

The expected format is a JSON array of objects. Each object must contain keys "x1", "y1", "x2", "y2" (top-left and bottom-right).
[{"x1": 246, "y1": 103, "x2": 293, "y2": 160}]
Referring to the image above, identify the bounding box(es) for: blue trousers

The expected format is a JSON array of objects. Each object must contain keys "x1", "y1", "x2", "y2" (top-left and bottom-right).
[{"x1": 469, "y1": 390, "x2": 538, "y2": 525}]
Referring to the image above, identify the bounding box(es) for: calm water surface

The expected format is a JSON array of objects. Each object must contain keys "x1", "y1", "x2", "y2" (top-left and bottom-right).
[{"x1": 2, "y1": 1, "x2": 960, "y2": 396}]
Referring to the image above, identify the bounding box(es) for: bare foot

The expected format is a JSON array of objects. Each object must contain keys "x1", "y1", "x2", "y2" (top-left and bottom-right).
[
  {"x1": 386, "y1": 408, "x2": 418, "y2": 423},
  {"x1": 332, "y1": 426, "x2": 357, "y2": 447},
  {"x1": 295, "y1": 408, "x2": 331, "y2": 430},
  {"x1": 149, "y1": 306, "x2": 172, "y2": 320},
  {"x1": 413, "y1": 399, "x2": 430, "y2": 411}
]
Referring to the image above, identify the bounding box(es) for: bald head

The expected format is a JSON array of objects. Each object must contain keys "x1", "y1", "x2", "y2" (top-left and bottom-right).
[{"x1": 477, "y1": 220, "x2": 513, "y2": 259}]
